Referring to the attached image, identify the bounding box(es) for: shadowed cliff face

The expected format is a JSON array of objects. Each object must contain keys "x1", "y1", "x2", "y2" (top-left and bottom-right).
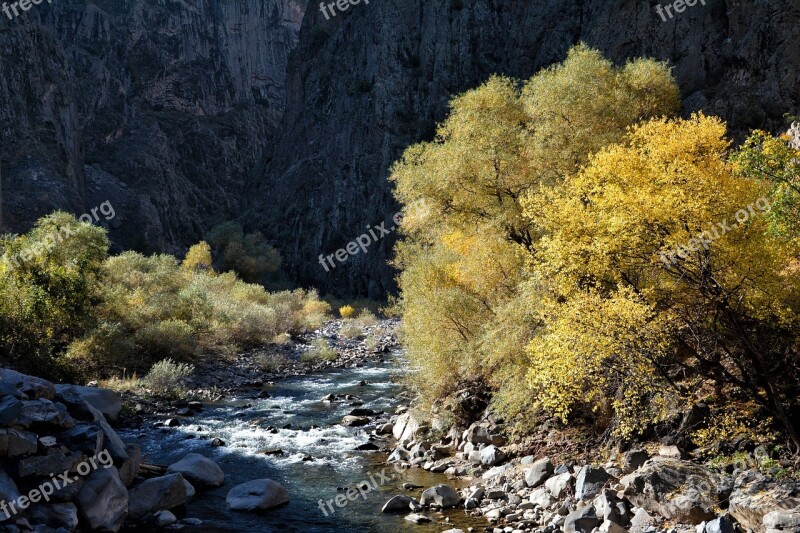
[
  {"x1": 257, "y1": 0, "x2": 800, "y2": 298},
  {"x1": 0, "y1": 0, "x2": 306, "y2": 253}
]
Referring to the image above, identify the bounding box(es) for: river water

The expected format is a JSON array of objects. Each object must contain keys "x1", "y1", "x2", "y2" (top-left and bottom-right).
[{"x1": 120, "y1": 355, "x2": 486, "y2": 532}]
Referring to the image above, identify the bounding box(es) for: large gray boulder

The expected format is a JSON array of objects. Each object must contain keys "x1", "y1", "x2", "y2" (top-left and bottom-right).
[
  {"x1": 118, "y1": 443, "x2": 142, "y2": 487},
  {"x1": 0, "y1": 469, "x2": 20, "y2": 517},
  {"x1": 167, "y1": 453, "x2": 224, "y2": 488},
  {"x1": 381, "y1": 495, "x2": 416, "y2": 513},
  {"x1": 226, "y1": 479, "x2": 289, "y2": 511},
  {"x1": 621, "y1": 457, "x2": 720, "y2": 523},
  {"x1": 0, "y1": 428, "x2": 38, "y2": 457},
  {"x1": 74, "y1": 467, "x2": 128, "y2": 532},
  {"x1": 420, "y1": 484, "x2": 460, "y2": 508},
  {"x1": 545, "y1": 472, "x2": 573, "y2": 499},
  {"x1": 55, "y1": 385, "x2": 122, "y2": 422},
  {"x1": 27, "y1": 503, "x2": 79, "y2": 531},
  {"x1": 525, "y1": 457, "x2": 554, "y2": 488},
  {"x1": 576, "y1": 465, "x2": 611, "y2": 500},
  {"x1": 0, "y1": 369, "x2": 55, "y2": 400},
  {"x1": 392, "y1": 413, "x2": 420, "y2": 445},
  {"x1": 729, "y1": 471, "x2": 800, "y2": 532},
  {"x1": 0, "y1": 396, "x2": 23, "y2": 426},
  {"x1": 128, "y1": 473, "x2": 188, "y2": 520},
  {"x1": 14, "y1": 399, "x2": 75, "y2": 430},
  {"x1": 464, "y1": 423, "x2": 492, "y2": 445},
  {"x1": 479, "y1": 444, "x2": 506, "y2": 466},
  {"x1": 764, "y1": 509, "x2": 800, "y2": 533},
  {"x1": 565, "y1": 505, "x2": 601, "y2": 533}
]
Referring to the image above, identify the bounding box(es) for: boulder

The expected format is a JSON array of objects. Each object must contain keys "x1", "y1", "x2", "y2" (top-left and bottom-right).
[
  {"x1": 622, "y1": 449, "x2": 650, "y2": 474},
  {"x1": 392, "y1": 413, "x2": 420, "y2": 445},
  {"x1": 464, "y1": 423, "x2": 492, "y2": 445},
  {"x1": 420, "y1": 484, "x2": 460, "y2": 508},
  {"x1": 348, "y1": 408, "x2": 375, "y2": 417},
  {"x1": 14, "y1": 399, "x2": 75, "y2": 430},
  {"x1": 167, "y1": 453, "x2": 224, "y2": 488},
  {"x1": 729, "y1": 470, "x2": 800, "y2": 531},
  {"x1": 479, "y1": 445, "x2": 506, "y2": 466},
  {"x1": 54, "y1": 385, "x2": 122, "y2": 422},
  {"x1": 565, "y1": 505, "x2": 601, "y2": 533},
  {"x1": 405, "y1": 513, "x2": 432, "y2": 523},
  {"x1": 82, "y1": 401, "x2": 128, "y2": 462},
  {"x1": 593, "y1": 489, "x2": 628, "y2": 526},
  {"x1": 545, "y1": 472, "x2": 573, "y2": 499},
  {"x1": 118, "y1": 443, "x2": 142, "y2": 487},
  {"x1": 525, "y1": 457, "x2": 554, "y2": 488},
  {"x1": 18, "y1": 451, "x2": 79, "y2": 477},
  {"x1": 0, "y1": 369, "x2": 55, "y2": 400},
  {"x1": 59, "y1": 424, "x2": 103, "y2": 457},
  {"x1": 621, "y1": 457, "x2": 720, "y2": 523},
  {"x1": 154, "y1": 510, "x2": 177, "y2": 527},
  {"x1": 226, "y1": 479, "x2": 289, "y2": 511},
  {"x1": 529, "y1": 487, "x2": 556, "y2": 508},
  {"x1": 764, "y1": 509, "x2": 800, "y2": 533},
  {"x1": 2, "y1": 429, "x2": 38, "y2": 457},
  {"x1": 27, "y1": 503, "x2": 79, "y2": 531},
  {"x1": 74, "y1": 467, "x2": 128, "y2": 532},
  {"x1": 0, "y1": 396, "x2": 23, "y2": 426},
  {"x1": 0, "y1": 469, "x2": 21, "y2": 515},
  {"x1": 128, "y1": 473, "x2": 188, "y2": 520},
  {"x1": 183, "y1": 479, "x2": 196, "y2": 499},
  {"x1": 341, "y1": 415, "x2": 370, "y2": 427},
  {"x1": 576, "y1": 465, "x2": 611, "y2": 500},
  {"x1": 381, "y1": 495, "x2": 416, "y2": 513},
  {"x1": 706, "y1": 515, "x2": 736, "y2": 533},
  {"x1": 599, "y1": 520, "x2": 629, "y2": 533}
]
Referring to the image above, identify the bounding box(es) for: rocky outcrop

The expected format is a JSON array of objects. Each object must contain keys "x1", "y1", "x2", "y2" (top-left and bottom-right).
[{"x1": 728, "y1": 470, "x2": 800, "y2": 532}]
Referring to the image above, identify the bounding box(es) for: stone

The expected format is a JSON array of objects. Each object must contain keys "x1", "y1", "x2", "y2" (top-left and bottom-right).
[
  {"x1": 341, "y1": 415, "x2": 370, "y2": 427},
  {"x1": 464, "y1": 423, "x2": 492, "y2": 445},
  {"x1": 545, "y1": 472, "x2": 573, "y2": 499},
  {"x1": 14, "y1": 399, "x2": 75, "y2": 430},
  {"x1": 154, "y1": 510, "x2": 177, "y2": 527},
  {"x1": 81, "y1": 401, "x2": 128, "y2": 462},
  {"x1": 705, "y1": 515, "x2": 736, "y2": 533},
  {"x1": 0, "y1": 369, "x2": 55, "y2": 400},
  {"x1": 118, "y1": 443, "x2": 141, "y2": 487},
  {"x1": 0, "y1": 469, "x2": 21, "y2": 510},
  {"x1": 59, "y1": 424, "x2": 103, "y2": 457},
  {"x1": 599, "y1": 520, "x2": 629, "y2": 533},
  {"x1": 348, "y1": 408, "x2": 375, "y2": 417},
  {"x1": 381, "y1": 495, "x2": 416, "y2": 513},
  {"x1": 623, "y1": 449, "x2": 650, "y2": 473},
  {"x1": 565, "y1": 505, "x2": 601, "y2": 533},
  {"x1": 530, "y1": 487, "x2": 556, "y2": 508},
  {"x1": 376, "y1": 422, "x2": 394, "y2": 434},
  {"x1": 5, "y1": 429, "x2": 38, "y2": 457},
  {"x1": 404, "y1": 513, "x2": 431, "y2": 524},
  {"x1": 226, "y1": 479, "x2": 289, "y2": 511},
  {"x1": 764, "y1": 509, "x2": 800, "y2": 533},
  {"x1": 658, "y1": 445, "x2": 687, "y2": 459},
  {"x1": 729, "y1": 470, "x2": 800, "y2": 531},
  {"x1": 525, "y1": 457, "x2": 554, "y2": 488},
  {"x1": 27, "y1": 503, "x2": 79, "y2": 531},
  {"x1": 593, "y1": 489, "x2": 627, "y2": 526},
  {"x1": 128, "y1": 473, "x2": 188, "y2": 520},
  {"x1": 167, "y1": 453, "x2": 224, "y2": 488},
  {"x1": 0, "y1": 396, "x2": 23, "y2": 426},
  {"x1": 54, "y1": 385, "x2": 121, "y2": 422},
  {"x1": 74, "y1": 467, "x2": 128, "y2": 532},
  {"x1": 183, "y1": 479, "x2": 196, "y2": 499},
  {"x1": 479, "y1": 445, "x2": 506, "y2": 466},
  {"x1": 18, "y1": 452, "x2": 78, "y2": 477},
  {"x1": 630, "y1": 508, "x2": 657, "y2": 533},
  {"x1": 576, "y1": 465, "x2": 611, "y2": 500},
  {"x1": 420, "y1": 484, "x2": 460, "y2": 508},
  {"x1": 392, "y1": 413, "x2": 420, "y2": 445},
  {"x1": 621, "y1": 457, "x2": 720, "y2": 523}
]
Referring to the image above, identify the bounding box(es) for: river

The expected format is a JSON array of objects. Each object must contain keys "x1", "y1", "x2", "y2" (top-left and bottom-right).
[{"x1": 120, "y1": 354, "x2": 486, "y2": 532}]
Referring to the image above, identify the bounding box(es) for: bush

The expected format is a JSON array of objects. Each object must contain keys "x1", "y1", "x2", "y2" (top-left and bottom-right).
[
  {"x1": 133, "y1": 320, "x2": 196, "y2": 361},
  {"x1": 142, "y1": 359, "x2": 194, "y2": 398},
  {"x1": 301, "y1": 339, "x2": 337, "y2": 363},
  {"x1": 339, "y1": 305, "x2": 356, "y2": 319},
  {"x1": 355, "y1": 310, "x2": 379, "y2": 327},
  {"x1": 340, "y1": 323, "x2": 363, "y2": 339},
  {"x1": 255, "y1": 353, "x2": 289, "y2": 373},
  {"x1": 205, "y1": 222, "x2": 281, "y2": 283}
]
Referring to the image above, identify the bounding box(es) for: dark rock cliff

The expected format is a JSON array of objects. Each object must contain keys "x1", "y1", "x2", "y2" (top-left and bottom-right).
[
  {"x1": 0, "y1": 0, "x2": 305, "y2": 253},
  {"x1": 258, "y1": 0, "x2": 800, "y2": 297},
  {"x1": 1, "y1": 0, "x2": 798, "y2": 297}
]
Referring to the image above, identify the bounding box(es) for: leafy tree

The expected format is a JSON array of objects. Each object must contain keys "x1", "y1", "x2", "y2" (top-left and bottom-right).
[
  {"x1": 182, "y1": 241, "x2": 214, "y2": 272},
  {"x1": 205, "y1": 222, "x2": 281, "y2": 283}
]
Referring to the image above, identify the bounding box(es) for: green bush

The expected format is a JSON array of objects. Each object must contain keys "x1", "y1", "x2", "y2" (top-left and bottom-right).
[
  {"x1": 133, "y1": 319, "x2": 196, "y2": 361},
  {"x1": 301, "y1": 338, "x2": 337, "y2": 363},
  {"x1": 142, "y1": 359, "x2": 194, "y2": 398}
]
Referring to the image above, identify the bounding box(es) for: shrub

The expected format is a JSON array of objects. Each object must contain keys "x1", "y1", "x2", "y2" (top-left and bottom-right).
[
  {"x1": 339, "y1": 305, "x2": 356, "y2": 319},
  {"x1": 355, "y1": 310, "x2": 379, "y2": 327},
  {"x1": 182, "y1": 242, "x2": 214, "y2": 272},
  {"x1": 64, "y1": 322, "x2": 135, "y2": 377},
  {"x1": 340, "y1": 323, "x2": 363, "y2": 339},
  {"x1": 205, "y1": 222, "x2": 281, "y2": 283},
  {"x1": 255, "y1": 353, "x2": 289, "y2": 373},
  {"x1": 142, "y1": 359, "x2": 194, "y2": 398},
  {"x1": 133, "y1": 319, "x2": 196, "y2": 362},
  {"x1": 301, "y1": 338, "x2": 337, "y2": 363}
]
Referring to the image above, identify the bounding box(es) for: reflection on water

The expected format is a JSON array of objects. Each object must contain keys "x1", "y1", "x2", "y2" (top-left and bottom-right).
[{"x1": 121, "y1": 356, "x2": 487, "y2": 532}]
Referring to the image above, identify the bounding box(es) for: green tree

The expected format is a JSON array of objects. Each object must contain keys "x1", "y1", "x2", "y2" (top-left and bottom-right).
[{"x1": 206, "y1": 222, "x2": 281, "y2": 283}]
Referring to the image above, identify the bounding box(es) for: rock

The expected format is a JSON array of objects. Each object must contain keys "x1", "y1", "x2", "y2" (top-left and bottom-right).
[
  {"x1": 81, "y1": 401, "x2": 128, "y2": 462},
  {"x1": 128, "y1": 473, "x2": 188, "y2": 520},
  {"x1": 420, "y1": 484, "x2": 460, "y2": 508},
  {"x1": 341, "y1": 415, "x2": 370, "y2": 427},
  {"x1": 404, "y1": 513, "x2": 431, "y2": 524},
  {"x1": 382, "y1": 495, "x2": 416, "y2": 513},
  {"x1": 545, "y1": 472, "x2": 573, "y2": 499},
  {"x1": 658, "y1": 445, "x2": 687, "y2": 459},
  {"x1": 764, "y1": 509, "x2": 800, "y2": 533},
  {"x1": 593, "y1": 489, "x2": 627, "y2": 526},
  {"x1": 118, "y1": 444, "x2": 141, "y2": 487},
  {"x1": 530, "y1": 487, "x2": 556, "y2": 508},
  {"x1": 181, "y1": 518, "x2": 203, "y2": 526},
  {"x1": 0, "y1": 396, "x2": 23, "y2": 426},
  {"x1": 74, "y1": 467, "x2": 128, "y2": 532},
  {"x1": 729, "y1": 470, "x2": 800, "y2": 531},
  {"x1": 376, "y1": 422, "x2": 394, "y2": 434},
  {"x1": 154, "y1": 510, "x2": 178, "y2": 527},
  {"x1": 705, "y1": 515, "x2": 736, "y2": 533},
  {"x1": 623, "y1": 450, "x2": 650, "y2": 473},
  {"x1": 183, "y1": 479, "x2": 196, "y2": 499},
  {"x1": 3, "y1": 429, "x2": 38, "y2": 457},
  {"x1": 14, "y1": 399, "x2": 75, "y2": 430},
  {"x1": 482, "y1": 463, "x2": 513, "y2": 479},
  {"x1": 18, "y1": 452, "x2": 79, "y2": 477},
  {"x1": 599, "y1": 520, "x2": 629, "y2": 533},
  {"x1": 565, "y1": 505, "x2": 601, "y2": 533},
  {"x1": 479, "y1": 444, "x2": 506, "y2": 466},
  {"x1": 392, "y1": 413, "x2": 420, "y2": 445},
  {"x1": 0, "y1": 369, "x2": 55, "y2": 400},
  {"x1": 211, "y1": 438, "x2": 226, "y2": 447},
  {"x1": 525, "y1": 457, "x2": 554, "y2": 488},
  {"x1": 576, "y1": 465, "x2": 611, "y2": 500},
  {"x1": 167, "y1": 453, "x2": 224, "y2": 488},
  {"x1": 355, "y1": 442, "x2": 380, "y2": 451},
  {"x1": 621, "y1": 457, "x2": 720, "y2": 523},
  {"x1": 0, "y1": 469, "x2": 21, "y2": 510},
  {"x1": 59, "y1": 424, "x2": 103, "y2": 457},
  {"x1": 226, "y1": 479, "x2": 289, "y2": 511},
  {"x1": 442, "y1": 529, "x2": 465, "y2": 533},
  {"x1": 164, "y1": 418, "x2": 181, "y2": 427},
  {"x1": 27, "y1": 503, "x2": 79, "y2": 531},
  {"x1": 348, "y1": 408, "x2": 375, "y2": 417},
  {"x1": 464, "y1": 423, "x2": 492, "y2": 445},
  {"x1": 54, "y1": 385, "x2": 121, "y2": 422},
  {"x1": 630, "y1": 508, "x2": 657, "y2": 533}
]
